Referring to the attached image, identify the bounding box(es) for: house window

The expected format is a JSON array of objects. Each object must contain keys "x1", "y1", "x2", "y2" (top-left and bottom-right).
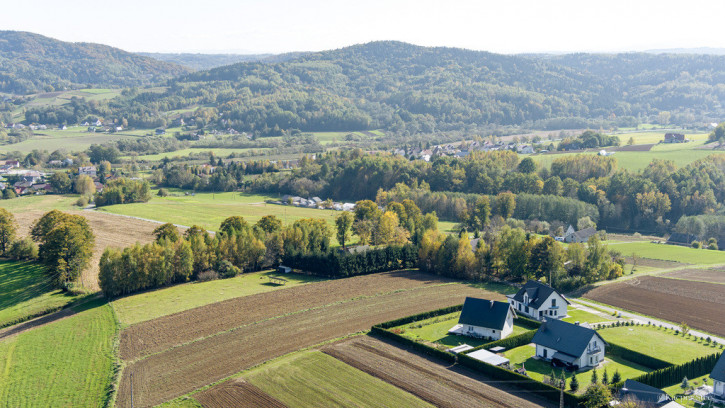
[
  {"x1": 552, "y1": 299, "x2": 557, "y2": 307},
  {"x1": 525, "y1": 306, "x2": 529, "y2": 314},
  {"x1": 543, "y1": 349, "x2": 547, "y2": 358}
]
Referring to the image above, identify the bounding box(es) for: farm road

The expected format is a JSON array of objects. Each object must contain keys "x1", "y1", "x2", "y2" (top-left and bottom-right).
[{"x1": 573, "y1": 298, "x2": 725, "y2": 344}]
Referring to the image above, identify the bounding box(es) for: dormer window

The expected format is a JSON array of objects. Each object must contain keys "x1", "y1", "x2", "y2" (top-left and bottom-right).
[{"x1": 551, "y1": 299, "x2": 556, "y2": 307}]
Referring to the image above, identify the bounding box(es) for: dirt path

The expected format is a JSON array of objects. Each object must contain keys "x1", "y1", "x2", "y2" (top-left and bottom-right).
[{"x1": 0, "y1": 308, "x2": 76, "y2": 341}]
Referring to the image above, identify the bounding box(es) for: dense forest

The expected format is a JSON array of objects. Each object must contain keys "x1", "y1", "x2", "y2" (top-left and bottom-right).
[
  {"x1": 0, "y1": 31, "x2": 189, "y2": 94},
  {"x1": 64, "y1": 41, "x2": 725, "y2": 135}
]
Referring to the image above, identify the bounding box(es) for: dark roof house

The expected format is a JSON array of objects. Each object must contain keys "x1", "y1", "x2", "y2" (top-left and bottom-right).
[
  {"x1": 510, "y1": 280, "x2": 570, "y2": 310},
  {"x1": 620, "y1": 379, "x2": 672, "y2": 406},
  {"x1": 712, "y1": 352, "x2": 725, "y2": 383},
  {"x1": 458, "y1": 297, "x2": 513, "y2": 331},
  {"x1": 667, "y1": 232, "x2": 698, "y2": 246},
  {"x1": 531, "y1": 318, "x2": 606, "y2": 368}
]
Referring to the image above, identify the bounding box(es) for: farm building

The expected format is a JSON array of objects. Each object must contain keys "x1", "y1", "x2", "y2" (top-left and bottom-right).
[
  {"x1": 712, "y1": 352, "x2": 725, "y2": 398},
  {"x1": 666, "y1": 232, "x2": 698, "y2": 247},
  {"x1": 79, "y1": 166, "x2": 97, "y2": 178},
  {"x1": 619, "y1": 379, "x2": 676, "y2": 406},
  {"x1": 532, "y1": 319, "x2": 606, "y2": 370},
  {"x1": 562, "y1": 225, "x2": 598, "y2": 243},
  {"x1": 508, "y1": 280, "x2": 569, "y2": 321},
  {"x1": 448, "y1": 297, "x2": 516, "y2": 340},
  {"x1": 664, "y1": 133, "x2": 686, "y2": 143}
]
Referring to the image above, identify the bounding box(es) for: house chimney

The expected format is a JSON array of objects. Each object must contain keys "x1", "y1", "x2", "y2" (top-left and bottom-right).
[
  {"x1": 575, "y1": 321, "x2": 580, "y2": 326},
  {"x1": 490, "y1": 300, "x2": 494, "y2": 308}
]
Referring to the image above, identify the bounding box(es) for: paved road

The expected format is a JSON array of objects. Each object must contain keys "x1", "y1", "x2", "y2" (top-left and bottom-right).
[{"x1": 573, "y1": 298, "x2": 725, "y2": 345}]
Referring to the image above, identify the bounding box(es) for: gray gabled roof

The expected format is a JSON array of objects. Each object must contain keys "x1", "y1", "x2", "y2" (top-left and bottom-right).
[
  {"x1": 531, "y1": 318, "x2": 605, "y2": 357},
  {"x1": 712, "y1": 353, "x2": 725, "y2": 383},
  {"x1": 457, "y1": 297, "x2": 512, "y2": 331},
  {"x1": 620, "y1": 379, "x2": 669, "y2": 404},
  {"x1": 510, "y1": 280, "x2": 570, "y2": 309}
]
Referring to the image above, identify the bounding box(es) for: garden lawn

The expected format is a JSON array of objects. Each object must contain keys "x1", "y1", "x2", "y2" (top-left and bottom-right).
[
  {"x1": 0, "y1": 260, "x2": 83, "y2": 328},
  {"x1": 661, "y1": 374, "x2": 711, "y2": 408},
  {"x1": 396, "y1": 312, "x2": 532, "y2": 348},
  {"x1": 245, "y1": 350, "x2": 432, "y2": 408},
  {"x1": 562, "y1": 308, "x2": 613, "y2": 325},
  {"x1": 503, "y1": 345, "x2": 650, "y2": 394},
  {"x1": 598, "y1": 325, "x2": 722, "y2": 364},
  {"x1": 0, "y1": 299, "x2": 117, "y2": 407},
  {"x1": 112, "y1": 270, "x2": 325, "y2": 326},
  {"x1": 609, "y1": 242, "x2": 725, "y2": 265},
  {"x1": 97, "y1": 191, "x2": 342, "y2": 233}
]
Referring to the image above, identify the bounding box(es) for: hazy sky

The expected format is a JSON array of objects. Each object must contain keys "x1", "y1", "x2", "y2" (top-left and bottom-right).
[{"x1": 5, "y1": 0, "x2": 725, "y2": 54}]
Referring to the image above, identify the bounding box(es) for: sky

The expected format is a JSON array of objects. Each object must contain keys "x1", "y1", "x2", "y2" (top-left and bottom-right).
[{"x1": 5, "y1": 0, "x2": 725, "y2": 54}]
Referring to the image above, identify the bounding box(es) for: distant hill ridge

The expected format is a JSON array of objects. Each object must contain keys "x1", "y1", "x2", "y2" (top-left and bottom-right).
[{"x1": 0, "y1": 31, "x2": 190, "y2": 94}]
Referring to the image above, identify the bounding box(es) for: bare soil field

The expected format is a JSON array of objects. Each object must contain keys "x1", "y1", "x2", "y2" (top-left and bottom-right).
[
  {"x1": 13, "y1": 210, "x2": 157, "y2": 290},
  {"x1": 195, "y1": 380, "x2": 287, "y2": 408},
  {"x1": 120, "y1": 270, "x2": 461, "y2": 360},
  {"x1": 584, "y1": 276, "x2": 725, "y2": 337},
  {"x1": 663, "y1": 267, "x2": 725, "y2": 284},
  {"x1": 623, "y1": 257, "x2": 687, "y2": 269},
  {"x1": 615, "y1": 143, "x2": 655, "y2": 152},
  {"x1": 323, "y1": 336, "x2": 553, "y2": 408},
  {"x1": 116, "y1": 282, "x2": 489, "y2": 407}
]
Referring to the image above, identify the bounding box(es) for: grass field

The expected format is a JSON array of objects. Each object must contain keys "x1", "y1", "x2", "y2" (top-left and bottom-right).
[
  {"x1": 562, "y1": 308, "x2": 613, "y2": 324},
  {"x1": 597, "y1": 325, "x2": 721, "y2": 364},
  {"x1": 0, "y1": 299, "x2": 118, "y2": 407},
  {"x1": 503, "y1": 344, "x2": 650, "y2": 393},
  {"x1": 661, "y1": 374, "x2": 710, "y2": 407},
  {"x1": 0, "y1": 127, "x2": 139, "y2": 153},
  {"x1": 244, "y1": 350, "x2": 432, "y2": 408},
  {"x1": 394, "y1": 312, "x2": 531, "y2": 348},
  {"x1": 97, "y1": 191, "x2": 342, "y2": 231},
  {"x1": 609, "y1": 242, "x2": 725, "y2": 265},
  {"x1": 112, "y1": 270, "x2": 324, "y2": 326},
  {"x1": 0, "y1": 260, "x2": 83, "y2": 328},
  {"x1": 0, "y1": 195, "x2": 77, "y2": 214},
  {"x1": 130, "y1": 147, "x2": 274, "y2": 161}
]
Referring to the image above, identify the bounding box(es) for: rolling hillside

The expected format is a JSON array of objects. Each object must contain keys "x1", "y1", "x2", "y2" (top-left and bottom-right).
[{"x1": 0, "y1": 31, "x2": 190, "y2": 94}]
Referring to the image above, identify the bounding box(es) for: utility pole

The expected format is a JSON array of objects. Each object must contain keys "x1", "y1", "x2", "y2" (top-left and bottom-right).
[
  {"x1": 130, "y1": 372, "x2": 134, "y2": 408},
  {"x1": 559, "y1": 378, "x2": 565, "y2": 408}
]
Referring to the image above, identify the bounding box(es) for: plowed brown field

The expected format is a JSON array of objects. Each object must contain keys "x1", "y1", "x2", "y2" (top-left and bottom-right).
[
  {"x1": 663, "y1": 267, "x2": 725, "y2": 284},
  {"x1": 584, "y1": 276, "x2": 725, "y2": 337},
  {"x1": 120, "y1": 271, "x2": 459, "y2": 360},
  {"x1": 323, "y1": 336, "x2": 553, "y2": 408},
  {"x1": 195, "y1": 380, "x2": 287, "y2": 408},
  {"x1": 117, "y1": 281, "x2": 491, "y2": 408},
  {"x1": 14, "y1": 210, "x2": 158, "y2": 290}
]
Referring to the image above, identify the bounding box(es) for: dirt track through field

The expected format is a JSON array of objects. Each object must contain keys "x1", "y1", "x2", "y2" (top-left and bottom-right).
[
  {"x1": 585, "y1": 276, "x2": 725, "y2": 337},
  {"x1": 13, "y1": 210, "x2": 158, "y2": 291},
  {"x1": 120, "y1": 270, "x2": 459, "y2": 360},
  {"x1": 195, "y1": 380, "x2": 288, "y2": 408},
  {"x1": 116, "y1": 282, "x2": 489, "y2": 407},
  {"x1": 323, "y1": 336, "x2": 553, "y2": 408}
]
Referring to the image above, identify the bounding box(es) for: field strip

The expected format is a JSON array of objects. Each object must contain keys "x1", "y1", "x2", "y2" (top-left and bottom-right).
[
  {"x1": 116, "y1": 283, "x2": 488, "y2": 407},
  {"x1": 323, "y1": 336, "x2": 553, "y2": 408},
  {"x1": 120, "y1": 270, "x2": 461, "y2": 360},
  {"x1": 127, "y1": 283, "x2": 458, "y2": 364},
  {"x1": 195, "y1": 379, "x2": 288, "y2": 408}
]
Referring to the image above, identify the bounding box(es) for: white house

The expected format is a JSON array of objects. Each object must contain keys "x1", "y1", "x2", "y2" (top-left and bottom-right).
[
  {"x1": 79, "y1": 166, "x2": 97, "y2": 178},
  {"x1": 712, "y1": 352, "x2": 725, "y2": 398},
  {"x1": 448, "y1": 297, "x2": 516, "y2": 340},
  {"x1": 531, "y1": 319, "x2": 606, "y2": 369},
  {"x1": 563, "y1": 225, "x2": 598, "y2": 243},
  {"x1": 508, "y1": 280, "x2": 569, "y2": 321}
]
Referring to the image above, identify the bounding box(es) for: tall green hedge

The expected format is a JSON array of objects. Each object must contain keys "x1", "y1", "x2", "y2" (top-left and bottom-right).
[
  {"x1": 370, "y1": 326, "x2": 456, "y2": 363},
  {"x1": 282, "y1": 244, "x2": 418, "y2": 277},
  {"x1": 378, "y1": 304, "x2": 464, "y2": 329},
  {"x1": 629, "y1": 352, "x2": 722, "y2": 389},
  {"x1": 465, "y1": 330, "x2": 537, "y2": 354}
]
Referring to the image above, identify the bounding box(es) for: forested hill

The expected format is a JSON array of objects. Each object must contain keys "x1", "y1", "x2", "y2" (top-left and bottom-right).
[
  {"x1": 138, "y1": 53, "x2": 274, "y2": 70},
  {"x1": 0, "y1": 31, "x2": 190, "y2": 94},
  {"x1": 97, "y1": 41, "x2": 725, "y2": 134}
]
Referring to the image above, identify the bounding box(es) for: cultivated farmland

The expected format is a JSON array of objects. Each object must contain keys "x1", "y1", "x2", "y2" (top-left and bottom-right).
[
  {"x1": 116, "y1": 275, "x2": 492, "y2": 407},
  {"x1": 663, "y1": 267, "x2": 725, "y2": 284},
  {"x1": 194, "y1": 380, "x2": 288, "y2": 408},
  {"x1": 584, "y1": 276, "x2": 725, "y2": 337},
  {"x1": 323, "y1": 336, "x2": 554, "y2": 408}
]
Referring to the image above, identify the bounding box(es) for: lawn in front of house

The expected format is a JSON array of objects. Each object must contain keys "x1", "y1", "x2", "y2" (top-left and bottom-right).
[
  {"x1": 503, "y1": 344, "x2": 651, "y2": 394},
  {"x1": 395, "y1": 312, "x2": 532, "y2": 348},
  {"x1": 597, "y1": 324, "x2": 722, "y2": 365},
  {"x1": 562, "y1": 308, "x2": 613, "y2": 325},
  {"x1": 661, "y1": 374, "x2": 712, "y2": 408}
]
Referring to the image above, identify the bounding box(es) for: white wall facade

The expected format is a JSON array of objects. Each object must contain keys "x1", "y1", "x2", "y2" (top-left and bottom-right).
[
  {"x1": 460, "y1": 309, "x2": 515, "y2": 340},
  {"x1": 535, "y1": 334, "x2": 605, "y2": 369},
  {"x1": 714, "y1": 379, "x2": 725, "y2": 397},
  {"x1": 509, "y1": 292, "x2": 567, "y2": 321}
]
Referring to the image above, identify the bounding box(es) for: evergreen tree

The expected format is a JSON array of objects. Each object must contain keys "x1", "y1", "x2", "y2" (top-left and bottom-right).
[
  {"x1": 611, "y1": 370, "x2": 621, "y2": 384},
  {"x1": 602, "y1": 368, "x2": 609, "y2": 385},
  {"x1": 591, "y1": 369, "x2": 598, "y2": 384},
  {"x1": 570, "y1": 372, "x2": 579, "y2": 392}
]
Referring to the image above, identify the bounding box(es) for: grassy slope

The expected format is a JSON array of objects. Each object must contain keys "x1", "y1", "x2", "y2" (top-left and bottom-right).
[
  {"x1": 0, "y1": 299, "x2": 117, "y2": 408},
  {"x1": 0, "y1": 260, "x2": 82, "y2": 328},
  {"x1": 1, "y1": 195, "x2": 77, "y2": 214},
  {"x1": 97, "y1": 191, "x2": 341, "y2": 231},
  {"x1": 131, "y1": 147, "x2": 273, "y2": 161},
  {"x1": 245, "y1": 350, "x2": 433, "y2": 408},
  {"x1": 598, "y1": 325, "x2": 721, "y2": 364},
  {"x1": 112, "y1": 271, "x2": 324, "y2": 326},
  {"x1": 608, "y1": 242, "x2": 725, "y2": 264}
]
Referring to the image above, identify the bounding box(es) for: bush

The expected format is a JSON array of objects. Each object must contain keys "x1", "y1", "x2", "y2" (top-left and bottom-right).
[
  {"x1": 692, "y1": 241, "x2": 701, "y2": 249},
  {"x1": 8, "y1": 238, "x2": 39, "y2": 260},
  {"x1": 216, "y1": 260, "x2": 240, "y2": 278},
  {"x1": 157, "y1": 188, "x2": 169, "y2": 197},
  {"x1": 197, "y1": 270, "x2": 219, "y2": 281},
  {"x1": 75, "y1": 196, "x2": 89, "y2": 207}
]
